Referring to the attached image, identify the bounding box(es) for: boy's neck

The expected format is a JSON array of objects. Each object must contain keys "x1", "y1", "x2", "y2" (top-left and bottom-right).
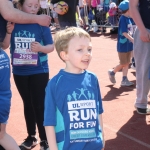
[{"x1": 64, "y1": 68, "x2": 85, "y2": 74}]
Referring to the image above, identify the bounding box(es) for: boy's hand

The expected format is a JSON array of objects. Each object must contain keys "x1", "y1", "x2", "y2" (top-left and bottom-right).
[
  {"x1": 7, "y1": 22, "x2": 14, "y2": 34},
  {"x1": 140, "y1": 30, "x2": 150, "y2": 42},
  {"x1": 31, "y1": 42, "x2": 41, "y2": 52},
  {"x1": 131, "y1": 38, "x2": 134, "y2": 43}
]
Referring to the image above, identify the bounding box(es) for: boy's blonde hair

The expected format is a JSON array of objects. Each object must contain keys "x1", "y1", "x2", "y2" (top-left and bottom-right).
[{"x1": 54, "y1": 27, "x2": 91, "y2": 61}]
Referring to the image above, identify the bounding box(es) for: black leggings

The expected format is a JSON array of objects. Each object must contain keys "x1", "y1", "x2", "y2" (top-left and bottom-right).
[{"x1": 13, "y1": 73, "x2": 49, "y2": 141}]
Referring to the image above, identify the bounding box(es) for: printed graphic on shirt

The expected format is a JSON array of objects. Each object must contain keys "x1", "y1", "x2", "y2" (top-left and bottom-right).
[
  {"x1": 128, "y1": 24, "x2": 136, "y2": 37},
  {"x1": 0, "y1": 53, "x2": 9, "y2": 70},
  {"x1": 13, "y1": 30, "x2": 38, "y2": 66},
  {"x1": 67, "y1": 88, "x2": 98, "y2": 143}
]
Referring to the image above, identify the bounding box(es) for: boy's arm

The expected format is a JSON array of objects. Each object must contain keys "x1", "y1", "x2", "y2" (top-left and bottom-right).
[
  {"x1": 99, "y1": 114, "x2": 105, "y2": 149},
  {"x1": 122, "y1": 32, "x2": 134, "y2": 43},
  {"x1": 45, "y1": 126, "x2": 58, "y2": 150},
  {"x1": 130, "y1": 0, "x2": 150, "y2": 42},
  {"x1": 0, "y1": 0, "x2": 51, "y2": 26}
]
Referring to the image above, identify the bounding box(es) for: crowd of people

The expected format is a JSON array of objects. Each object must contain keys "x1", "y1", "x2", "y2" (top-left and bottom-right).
[{"x1": 0, "y1": 0, "x2": 150, "y2": 150}]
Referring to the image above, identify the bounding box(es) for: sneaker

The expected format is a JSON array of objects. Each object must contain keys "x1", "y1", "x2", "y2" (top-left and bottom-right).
[
  {"x1": 40, "y1": 141, "x2": 49, "y2": 150},
  {"x1": 20, "y1": 136, "x2": 38, "y2": 149},
  {"x1": 131, "y1": 64, "x2": 136, "y2": 70},
  {"x1": 108, "y1": 70, "x2": 116, "y2": 83},
  {"x1": 136, "y1": 107, "x2": 150, "y2": 115},
  {"x1": 121, "y1": 79, "x2": 134, "y2": 86}
]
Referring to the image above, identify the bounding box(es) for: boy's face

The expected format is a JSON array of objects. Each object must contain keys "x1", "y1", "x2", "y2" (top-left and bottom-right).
[{"x1": 61, "y1": 36, "x2": 92, "y2": 74}]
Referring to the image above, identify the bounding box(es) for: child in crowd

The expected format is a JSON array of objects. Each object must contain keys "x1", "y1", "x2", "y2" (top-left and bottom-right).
[
  {"x1": 91, "y1": 0, "x2": 100, "y2": 25},
  {"x1": 51, "y1": 10, "x2": 60, "y2": 31},
  {"x1": 5, "y1": 0, "x2": 54, "y2": 149},
  {"x1": 44, "y1": 27, "x2": 105, "y2": 150},
  {"x1": 108, "y1": 2, "x2": 117, "y2": 26},
  {"x1": 108, "y1": 0, "x2": 134, "y2": 86},
  {"x1": 0, "y1": 16, "x2": 20, "y2": 150},
  {"x1": 79, "y1": 0, "x2": 88, "y2": 30}
]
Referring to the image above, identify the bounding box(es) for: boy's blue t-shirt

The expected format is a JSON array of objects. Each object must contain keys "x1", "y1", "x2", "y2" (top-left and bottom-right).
[
  {"x1": 117, "y1": 15, "x2": 133, "y2": 52},
  {"x1": 0, "y1": 49, "x2": 11, "y2": 123},
  {"x1": 44, "y1": 70, "x2": 104, "y2": 150},
  {"x1": 10, "y1": 24, "x2": 53, "y2": 75}
]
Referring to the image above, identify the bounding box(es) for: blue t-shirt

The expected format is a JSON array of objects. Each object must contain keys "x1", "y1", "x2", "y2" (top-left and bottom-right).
[
  {"x1": 10, "y1": 24, "x2": 53, "y2": 75},
  {"x1": 117, "y1": 15, "x2": 133, "y2": 52},
  {"x1": 0, "y1": 49, "x2": 11, "y2": 123},
  {"x1": 44, "y1": 70, "x2": 104, "y2": 150}
]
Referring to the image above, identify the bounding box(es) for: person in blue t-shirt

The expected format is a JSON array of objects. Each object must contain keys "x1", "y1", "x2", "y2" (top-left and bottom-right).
[
  {"x1": 44, "y1": 27, "x2": 105, "y2": 150},
  {"x1": 0, "y1": 17, "x2": 20, "y2": 150},
  {"x1": 4, "y1": 0, "x2": 54, "y2": 149},
  {"x1": 108, "y1": 0, "x2": 134, "y2": 86}
]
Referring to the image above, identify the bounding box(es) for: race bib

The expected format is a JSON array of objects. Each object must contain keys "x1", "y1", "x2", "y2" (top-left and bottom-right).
[{"x1": 13, "y1": 37, "x2": 38, "y2": 66}]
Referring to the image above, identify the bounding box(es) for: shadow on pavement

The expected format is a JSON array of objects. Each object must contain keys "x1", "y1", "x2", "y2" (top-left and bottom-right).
[
  {"x1": 105, "y1": 111, "x2": 150, "y2": 150},
  {"x1": 103, "y1": 81, "x2": 136, "y2": 101}
]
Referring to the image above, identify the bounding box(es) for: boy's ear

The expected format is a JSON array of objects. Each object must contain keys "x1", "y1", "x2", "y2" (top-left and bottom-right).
[{"x1": 60, "y1": 51, "x2": 68, "y2": 61}]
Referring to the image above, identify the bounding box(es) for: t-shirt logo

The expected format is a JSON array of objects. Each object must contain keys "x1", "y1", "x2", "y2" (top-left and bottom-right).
[
  {"x1": 67, "y1": 88, "x2": 98, "y2": 142},
  {"x1": 13, "y1": 30, "x2": 38, "y2": 66}
]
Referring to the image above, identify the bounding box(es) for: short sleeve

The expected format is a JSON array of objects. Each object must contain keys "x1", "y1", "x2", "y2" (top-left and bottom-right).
[
  {"x1": 96, "y1": 78, "x2": 104, "y2": 114},
  {"x1": 41, "y1": 26, "x2": 53, "y2": 45},
  {"x1": 119, "y1": 17, "x2": 128, "y2": 34},
  {"x1": 44, "y1": 79, "x2": 56, "y2": 126}
]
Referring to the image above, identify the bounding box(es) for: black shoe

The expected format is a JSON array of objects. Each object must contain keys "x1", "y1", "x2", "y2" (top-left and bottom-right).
[
  {"x1": 95, "y1": 29, "x2": 101, "y2": 33},
  {"x1": 40, "y1": 141, "x2": 49, "y2": 150},
  {"x1": 110, "y1": 28, "x2": 118, "y2": 34},
  {"x1": 102, "y1": 29, "x2": 106, "y2": 32},
  {"x1": 20, "y1": 136, "x2": 38, "y2": 149},
  {"x1": 136, "y1": 107, "x2": 150, "y2": 115}
]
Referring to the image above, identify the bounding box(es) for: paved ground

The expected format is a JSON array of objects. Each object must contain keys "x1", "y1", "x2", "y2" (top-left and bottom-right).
[{"x1": 6, "y1": 29, "x2": 150, "y2": 150}]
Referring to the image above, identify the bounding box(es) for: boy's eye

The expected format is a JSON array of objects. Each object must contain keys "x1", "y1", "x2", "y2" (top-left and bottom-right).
[{"x1": 77, "y1": 49, "x2": 82, "y2": 51}]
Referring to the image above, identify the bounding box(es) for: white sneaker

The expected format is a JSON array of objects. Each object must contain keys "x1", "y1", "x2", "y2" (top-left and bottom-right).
[
  {"x1": 121, "y1": 79, "x2": 134, "y2": 86},
  {"x1": 131, "y1": 64, "x2": 136, "y2": 70},
  {"x1": 108, "y1": 70, "x2": 116, "y2": 83}
]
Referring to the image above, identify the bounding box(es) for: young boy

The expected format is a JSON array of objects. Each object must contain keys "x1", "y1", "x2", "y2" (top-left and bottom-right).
[
  {"x1": 108, "y1": 0, "x2": 134, "y2": 86},
  {"x1": 44, "y1": 27, "x2": 105, "y2": 150}
]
